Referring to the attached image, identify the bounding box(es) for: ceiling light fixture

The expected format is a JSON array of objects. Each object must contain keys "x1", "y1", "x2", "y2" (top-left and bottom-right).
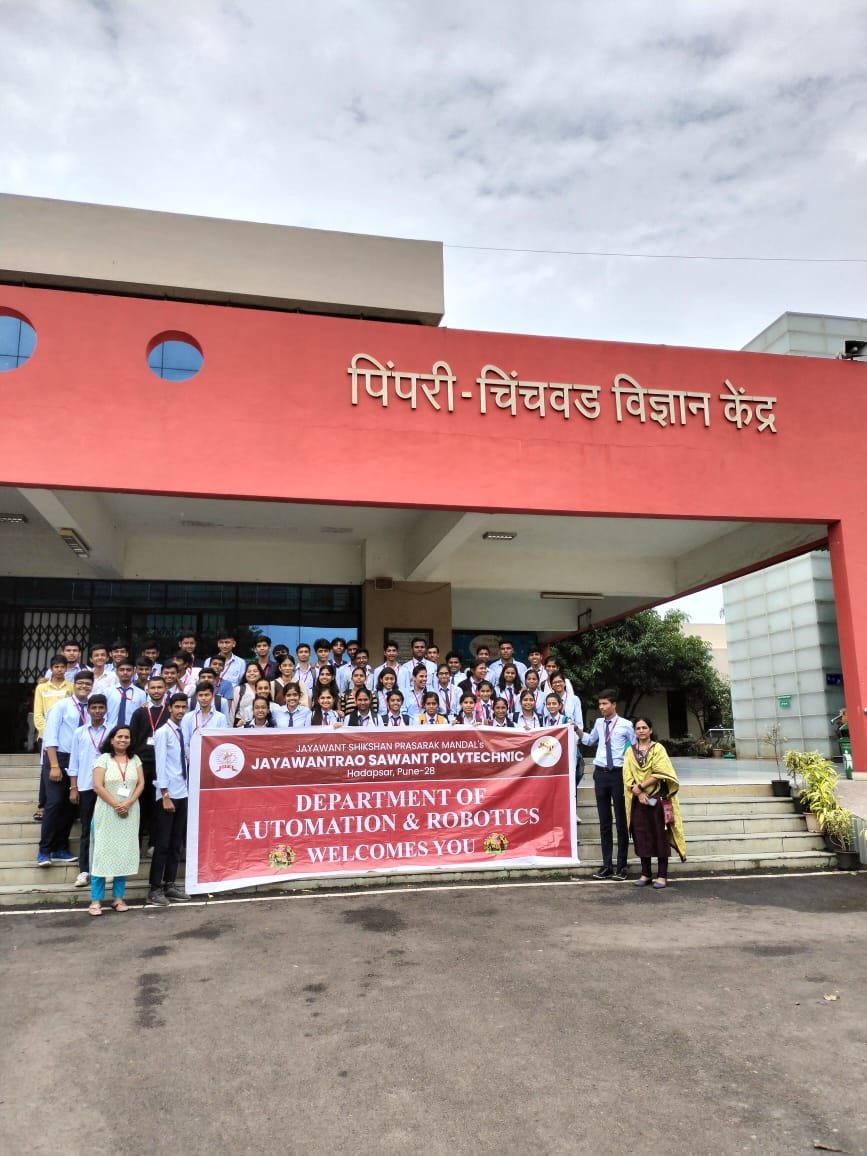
[
  {"x1": 540, "y1": 591, "x2": 605, "y2": 600},
  {"x1": 0, "y1": 513, "x2": 28, "y2": 525},
  {"x1": 58, "y1": 527, "x2": 90, "y2": 558},
  {"x1": 482, "y1": 531, "x2": 517, "y2": 541}
]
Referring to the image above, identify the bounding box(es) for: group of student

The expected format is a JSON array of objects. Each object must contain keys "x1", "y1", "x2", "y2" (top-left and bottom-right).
[{"x1": 31, "y1": 629, "x2": 683, "y2": 903}]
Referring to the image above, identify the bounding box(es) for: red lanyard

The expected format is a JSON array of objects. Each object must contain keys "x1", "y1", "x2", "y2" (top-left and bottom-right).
[
  {"x1": 88, "y1": 726, "x2": 106, "y2": 751},
  {"x1": 194, "y1": 710, "x2": 213, "y2": 732},
  {"x1": 116, "y1": 758, "x2": 130, "y2": 786},
  {"x1": 74, "y1": 699, "x2": 89, "y2": 724},
  {"x1": 148, "y1": 702, "x2": 168, "y2": 732}
]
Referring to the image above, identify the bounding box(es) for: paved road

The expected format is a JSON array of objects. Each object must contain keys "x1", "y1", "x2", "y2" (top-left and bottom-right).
[{"x1": 2, "y1": 873, "x2": 866, "y2": 1155}]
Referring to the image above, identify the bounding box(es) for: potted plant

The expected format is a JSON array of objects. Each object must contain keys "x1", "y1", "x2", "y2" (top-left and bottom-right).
[
  {"x1": 762, "y1": 723, "x2": 790, "y2": 795},
  {"x1": 783, "y1": 750, "x2": 837, "y2": 815},
  {"x1": 822, "y1": 807, "x2": 860, "y2": 870}
]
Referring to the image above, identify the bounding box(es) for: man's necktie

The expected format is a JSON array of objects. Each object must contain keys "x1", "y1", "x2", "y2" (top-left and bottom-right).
[
  {"x1": 179, "y1": 728, "x2": 188, "y2": 781},
  {"x1": 118, "y1": 690, "x2": 128, "y2": 726},
  {"x1": 604, "y1": 720, "x2": 614, "y2": 768}
]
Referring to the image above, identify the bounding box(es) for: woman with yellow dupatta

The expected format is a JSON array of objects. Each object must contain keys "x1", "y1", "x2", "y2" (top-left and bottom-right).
[{"x1": 623, "y1": 717, "x2": 686, "y2": 889}]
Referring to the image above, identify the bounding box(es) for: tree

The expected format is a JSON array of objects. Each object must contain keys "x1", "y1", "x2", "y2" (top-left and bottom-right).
[{"x1": 552, "y1": 609, "x2": 731, "y2": 735}]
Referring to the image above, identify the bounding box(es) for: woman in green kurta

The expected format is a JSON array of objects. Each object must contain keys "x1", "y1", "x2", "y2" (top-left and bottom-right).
[
  {"x1": 88, "y1": 726, "x2": 145, "y2": 916},
  {"x1": 622, "y1": 717, "x2": 686, "y2": 890}
]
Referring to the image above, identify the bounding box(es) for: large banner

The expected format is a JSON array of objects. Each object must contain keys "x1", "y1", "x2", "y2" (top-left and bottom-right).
[{"x1": 185, "y1": 725, "x2": 577, "y2": 893}]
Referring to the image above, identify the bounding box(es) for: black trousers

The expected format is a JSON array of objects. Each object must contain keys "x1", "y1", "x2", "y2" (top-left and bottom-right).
[
  {"x1": 38, "y1": 752, "x2": 74, "y2": 856},
  {"x1": 76, "y1": 789, "x2": 97, "y2": 873},
  {"x1": 593, "y1": 765, "x2": 629, "y2": 871},
  {"x1": 138, "y1": 760, "x2": 157, "y2": 844},
  {"x1": 149, "y1": 797, "x2": 188, "y2": 890}
]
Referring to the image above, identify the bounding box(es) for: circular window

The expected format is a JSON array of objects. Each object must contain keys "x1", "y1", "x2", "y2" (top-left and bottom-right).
[
  {"x1": 146, "y1": 333, "x2": 203, "y2": 381},
  {"x1": 0, "y1": 310, "x2": 37, "y2": 371}
]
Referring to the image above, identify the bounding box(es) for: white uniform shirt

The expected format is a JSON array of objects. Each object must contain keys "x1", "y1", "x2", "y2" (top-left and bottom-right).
[{"x1": 67, "y1": 723, "x2": 108, "y2": 791}]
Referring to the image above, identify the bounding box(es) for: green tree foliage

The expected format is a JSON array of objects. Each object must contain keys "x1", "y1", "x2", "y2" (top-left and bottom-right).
[{"x1": 552, "y1": 609, "x2": 731, "y2": 734}]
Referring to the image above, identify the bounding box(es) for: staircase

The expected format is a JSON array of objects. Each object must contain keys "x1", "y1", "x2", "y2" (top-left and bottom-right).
[
  {"x1": 0, "y1": 755, "x2": 836, "y2": 906},
  {"x1": 576, "y1": 781, "x2": 836, "y2": 873}
]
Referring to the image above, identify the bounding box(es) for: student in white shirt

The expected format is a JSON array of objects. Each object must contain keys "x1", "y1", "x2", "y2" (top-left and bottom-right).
[
  {"x1": 105, "y1": 660, "x2": 146, "y2": 729},
  {"x1": 522, "y1": 670, "x2": 546, "y2": 714},
  {"x1": 148, "y1": 694, "x2": 191, "y2": 906},
  {"x1": 375, "y1": 668, "x2": 400, "y2": 715},
  {"x1": 67, "y1": 694, "x2": 109, "y2": 887},
  {"x1": 88, "y1": 644, "x2": 118, "y2": 695},
  {"x1": 398, "y1": 638, "x2": 436, "y2": 694},
  {"x1": 344, "y1": 689, "x2": 382, "y2": 727},
  {"x1": 548, "y1": 673, "x2": 584, "y2": 730},
  {"x1": 415, "y1": 691, "x2": 448, "y2": 726},
  {"x1": 310, "y1": 687, "x2": 341, "y2": 728},
  {"x1": 516, "y1": 690, "x2": 543, "y2": 730},
  {"x1": 275, "y1": 685, "x2": 312, "y2": 728},
  {"x1": 435, "y1": 665, "x2": 460, "y2": 718},
  {"x1": 372, "y1": 641, "x2": 402, "y2": 689},
  {"x1": 181, "y1": 684, "x2": 230, "y2": 745},
  {"x1": 490, "y1": 697, "x2": 516, "y2": 727},
  {"x1": 495, "y1": 664, "x2": 523, "y2": 715},
  {"x1": 205, "y1": 632, "x2": 246, "y2": 687},
  {"x1": 487, "y1": 639, "x2": 528, "y2": 685},
  {"x1": 294, "y1": 643, "x2": 316, "y2": 696},
  {"x1": 382, "y1": 690, "x2": 411, "y2": 726},
  {"x1": 453, "y1": 692, "x2": 481, "y2": 726},
  {"x1": 403, "y1": 666, "x2": 431, "y2": 719},
  {"x1": 245, "y1": 696, "x2": 278, "y2": 728}
]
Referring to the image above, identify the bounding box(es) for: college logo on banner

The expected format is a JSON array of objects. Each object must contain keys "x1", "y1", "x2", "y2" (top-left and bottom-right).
[{"x1": 185, "y1": 726, "x2": 578, "y2": 894}]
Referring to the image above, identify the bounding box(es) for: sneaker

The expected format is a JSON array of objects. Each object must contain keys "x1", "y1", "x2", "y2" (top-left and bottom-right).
[
  {"x1": 36, "y1": 852, "x2": 51, "y2": 868},
  {"x1": 50, "y1": 850, "x2": 77, "y2": 864},
  {"x1": 74, "y1": 871, "x2": 89, "y2": 888},
  {"x1": 147, "y1": 889, "x2": 170, "y2": 907},
  {"x1": 612, "y1": 869, "x2": 628, "y2": 881},
  {"x1": 165, "y1": 884, "x2": 190, "y2": 902},
  {"x1": 592, "y1": 867, "x2": 614, "y2": 880}
]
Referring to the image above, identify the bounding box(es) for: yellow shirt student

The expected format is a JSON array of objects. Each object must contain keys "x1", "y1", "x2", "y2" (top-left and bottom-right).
[{"x1": 33, "y1": 679, "x2": 74, "y2": 739}]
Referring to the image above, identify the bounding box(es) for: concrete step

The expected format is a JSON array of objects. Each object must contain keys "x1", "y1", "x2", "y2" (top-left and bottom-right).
[
  {"x1": 576, "y1": 797, "x2": 796, "y2": 818},
  {"x1": 655, "y1": 815, "x2": 806, "y2": 836},
  {"x1": 0, "y1": 800, "x2": 40, "y2": 818},
  {"x1": 576, "y1": 831, "x2": 827, "y2": 857},
  {"x1": 0, "y1": 754, "x2": 40, "y2": 767},
  {"x1": 1, "y1": 858, "x2": 153, "y2": 886},
  {"x1": 0, "y1": 775, "x2": 42, "y2": 793},
  {"x1": 0, "y1": 836, "x2": 83, "y2": 862},
  {"x1": 0, "y1": 817, "x2": 47, "y2": 839}
]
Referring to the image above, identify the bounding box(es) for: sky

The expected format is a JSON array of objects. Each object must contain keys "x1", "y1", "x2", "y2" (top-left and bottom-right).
[{"x1": 2, "y1": 0, "x2": 865, "y2": 621}]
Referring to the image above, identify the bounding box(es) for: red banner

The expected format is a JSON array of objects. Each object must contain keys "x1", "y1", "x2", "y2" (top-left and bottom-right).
[{"x1": 185, "y1": 725, "x2": 577, "y2": 893}]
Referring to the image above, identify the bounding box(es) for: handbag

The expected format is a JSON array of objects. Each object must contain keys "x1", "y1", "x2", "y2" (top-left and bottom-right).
[{"x1": 660, "y1": 798, "x2": 675, "y2": 825}]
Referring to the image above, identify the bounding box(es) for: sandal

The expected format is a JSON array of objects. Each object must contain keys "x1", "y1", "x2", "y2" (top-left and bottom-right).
[
  {"x1": 33, "y1": 808, "x2": 43, "y2": 822},
  {"x1": 111, "y1": 899, "x2": 129, "y2": 912},
  {"x1": 88, "y1": 902, "x2": 102, "y2": 917}
]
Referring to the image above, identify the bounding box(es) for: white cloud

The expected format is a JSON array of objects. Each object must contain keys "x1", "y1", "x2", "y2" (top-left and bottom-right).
[{"x1": 1, "y1": 0, "x2": 865, "y2": 347}]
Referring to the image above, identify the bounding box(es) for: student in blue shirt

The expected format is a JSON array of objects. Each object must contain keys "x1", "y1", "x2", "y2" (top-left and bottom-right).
[
  {"x1": 578, "y1": 690, "x2": 636, "y2": 880},
  {"x1": 38, "y1": 671, "x2": 94, "y2": 867}
]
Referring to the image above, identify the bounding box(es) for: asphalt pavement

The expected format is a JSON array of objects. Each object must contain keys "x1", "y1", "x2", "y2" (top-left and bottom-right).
[{"x1": 2, "y1": 872, "x2": 866, "y2": 1155}]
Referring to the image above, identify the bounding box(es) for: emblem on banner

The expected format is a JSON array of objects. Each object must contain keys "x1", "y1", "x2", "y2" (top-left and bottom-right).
[
  {"x1": 530, "y1": 735, "x2": 562, "y2": 768},
  {"x1": 209, "y1": 743, "x2": 246, "y2": 779}
]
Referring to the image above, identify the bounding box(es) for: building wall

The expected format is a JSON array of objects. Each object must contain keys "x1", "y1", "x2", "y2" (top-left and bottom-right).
[
  {"x1": 725, "y1": 553, "x2": 843, "y2": 757},
  {"x1": 725, "y1": 312, "x2": 865, "y2": 759},
  {"x1": 362, "y1": 581, "x2": 453, "y2": 659}
]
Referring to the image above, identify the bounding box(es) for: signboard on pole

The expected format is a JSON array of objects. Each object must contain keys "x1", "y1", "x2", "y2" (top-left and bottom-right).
[{"x1": 186, "y1": 725, "x2": 577, "y2": 894}]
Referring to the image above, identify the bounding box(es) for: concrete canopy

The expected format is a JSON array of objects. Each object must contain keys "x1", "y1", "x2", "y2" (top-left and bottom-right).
[{"x1": 0, "y1": 486, "x2": 825, "y2": 637}]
